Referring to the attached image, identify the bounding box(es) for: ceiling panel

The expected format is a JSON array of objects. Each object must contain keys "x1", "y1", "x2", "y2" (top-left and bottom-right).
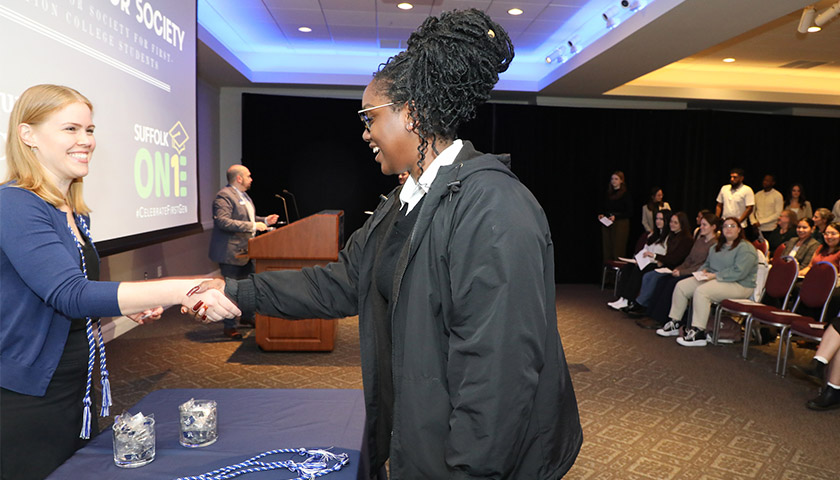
[
  {"x1": 323, "y1": 9, "x2": 378, "y2": 26},
  {"x1": 199, "y1": 0, "x2": 840, "y2": 109}
]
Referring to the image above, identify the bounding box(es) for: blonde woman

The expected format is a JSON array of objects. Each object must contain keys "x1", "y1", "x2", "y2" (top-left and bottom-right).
[{"x1": 0, "y1": 84, "x2": 240, "y2": 479}]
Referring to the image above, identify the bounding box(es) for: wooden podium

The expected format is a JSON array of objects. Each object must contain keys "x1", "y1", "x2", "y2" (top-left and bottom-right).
[{"x1": 248, "y1": 210, "x2": 344, "y2": 351}]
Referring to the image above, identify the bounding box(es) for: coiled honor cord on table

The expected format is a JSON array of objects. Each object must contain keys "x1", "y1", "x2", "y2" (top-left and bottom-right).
[{"x1": 174, "y1": 448, "x2": 349, "y2": 480}]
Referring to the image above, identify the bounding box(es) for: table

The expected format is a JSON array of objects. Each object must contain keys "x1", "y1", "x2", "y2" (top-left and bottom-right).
[{"x1": 48, "y1": 389, "x2": 368, "y2": 479}]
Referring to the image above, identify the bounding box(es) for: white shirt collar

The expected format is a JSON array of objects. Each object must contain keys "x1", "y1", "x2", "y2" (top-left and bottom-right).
[{"x1": 399, "y1": 139, "x2": 463, "y2": 214}]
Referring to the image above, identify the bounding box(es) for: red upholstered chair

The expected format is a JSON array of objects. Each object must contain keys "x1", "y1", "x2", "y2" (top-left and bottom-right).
[
  {"x1": 771, "y1": 243, "x2": 786, "y2": 263},
  {"x1": 780, "y1": 318, "x2": 832, "y2": 376},
  {"x1": 601, "y1": 260, "x2": 627, "y2": 296},
  {"x1": 711, "y1": 256, "x2": 799, "y2": 345},
  {"x1": 601, "y1": 233, "x2": 649, "y2": 296},
  {"x1": 752, "y1": 238, "x2": 769, "y2": 257},
  {"x1": 743, "y1": 261, "x2": 838, "y2": 374}
]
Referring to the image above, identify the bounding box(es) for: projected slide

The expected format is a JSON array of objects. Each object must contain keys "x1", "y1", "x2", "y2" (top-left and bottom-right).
[{"x1": 0, "y1": 0, "x2": 197, "y2": 243}]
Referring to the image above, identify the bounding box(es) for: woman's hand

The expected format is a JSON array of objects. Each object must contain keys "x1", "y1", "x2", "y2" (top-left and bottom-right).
[
  {"x1": 127, "y1": 307, "x2": 164, "y2": 325},
  {"x1": 705, "y1": 272, "x2": 717, "y2": 280},
  {"x1": 598, "y1": 214, "x2": 604, "y2": 220},
  {"x1": 643, "y1": 251, "x2": 655, "y2": 258},
  {"x1": 671, "y1": 269, "x2": 680, "y2": 277},
  {"x1": 180, "y1": 281, "x2": 241, "y2": 323},
  {"x1": 609, "y1": 215, "x2": 616, "y2": 222}
]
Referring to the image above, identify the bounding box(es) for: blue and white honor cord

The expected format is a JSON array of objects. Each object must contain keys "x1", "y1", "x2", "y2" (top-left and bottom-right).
[
  {"x1": 174, "y1": 448, "x2": 349, "y2": 480},
  {"x1": 67, "y1": 214, "x2": 112, "y2": 439}
]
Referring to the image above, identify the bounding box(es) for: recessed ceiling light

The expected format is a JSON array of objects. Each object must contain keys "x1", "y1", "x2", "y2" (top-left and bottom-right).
[
  {"x1": 722, "y1": 57, "x2": 735, "y2": 63},
  {"x1": 298, "y1": 26, "x2": 312, "y2": 33},
  {"x1": 807, "y1": 26, "x2": 822, "y2": 33},
  {"x1": 397, "y1": 2, "x2": 413, "y2": 10},
  {"x1": 508, "y1": 8, "x2": 523, "y2": 16}
]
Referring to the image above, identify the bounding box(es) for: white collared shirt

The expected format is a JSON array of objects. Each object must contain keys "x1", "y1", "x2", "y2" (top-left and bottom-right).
[{"x1": 399, "y1": 139, "x2": 464, "y2": 214}]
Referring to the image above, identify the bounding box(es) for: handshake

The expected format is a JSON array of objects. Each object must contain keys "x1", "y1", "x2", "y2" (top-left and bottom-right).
[{"x1": 127, "y1": 278, "x2": 240, "y2": 325}]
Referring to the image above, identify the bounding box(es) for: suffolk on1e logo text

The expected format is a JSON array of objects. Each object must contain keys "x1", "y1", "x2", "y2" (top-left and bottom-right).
[{"x1": 133, "y1": 121, "x2": 189, "y2": 199}]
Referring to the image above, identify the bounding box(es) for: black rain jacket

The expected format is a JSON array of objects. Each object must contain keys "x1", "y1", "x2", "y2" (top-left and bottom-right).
[{"x1": 226, "y1": 141, "x2": 582, "y2": 479}]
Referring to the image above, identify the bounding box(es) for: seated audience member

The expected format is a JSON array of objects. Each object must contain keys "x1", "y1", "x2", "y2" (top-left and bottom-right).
[
  {"x1": 693, "y1": 209, "x2": 712, "y2": 239},
  {"x1": 638, "y1": 214, "x2": 720, "y2": 328},
  {"x1": 799, "y1": 222, "x2": 840, "y2": 276},
  {"x1": 765, "y1": 209, "x2": 797, "y2": 255},
  {"x1": 608, "y1": 210, "x2": 672, "y2": 310},
  {"x1": 833, "y1": 199, "x2": 840, "y2": 223},
  {"x1": 791, "y1": 319, "x2": 840, "y2": 411},
  {"x1": 785, "y1": 183, "x2": 813, "y2": 222},
  {"x1": 781, "y1": 218, "x2": 821, "y2": 268},
  {"x1": 623, "y1": 212, "x2": 693, "y2": 316},
  {"x1": 657, "y1": 217, "x2": 758, "y2": 346},
  {"x1": 641, "y1": 187, "x2": 671, "y2": 233},
  {"x1": 812, "y1": 208, "x2": 835, "y2": 246}
]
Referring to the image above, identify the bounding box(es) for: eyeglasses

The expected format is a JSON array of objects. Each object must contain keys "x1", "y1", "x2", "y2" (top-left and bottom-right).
[{"x1": 357, "y1": 102, "x2": 394, "y2": 129}]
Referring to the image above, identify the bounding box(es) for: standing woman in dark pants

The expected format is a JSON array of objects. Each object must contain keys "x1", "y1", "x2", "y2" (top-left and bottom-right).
[
  {"x1": 0, "y1": 85, "x2": 240, "y2": 480},
  {"x1": 190, "y1": 9, "x2": 582, "y2": 479},
  {"x1": 599, "y1": 171, "x2": 632, "y2": 261}
]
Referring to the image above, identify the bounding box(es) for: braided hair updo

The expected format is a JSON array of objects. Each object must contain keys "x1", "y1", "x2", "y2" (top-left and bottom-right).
[{"x1": 373, "y1": 9, "x2": 514, "y2": 172}]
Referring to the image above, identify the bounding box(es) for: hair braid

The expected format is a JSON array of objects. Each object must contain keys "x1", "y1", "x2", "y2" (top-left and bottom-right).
[{"x1": 373, "y1": 9, "x2": 514, "y2": 172}]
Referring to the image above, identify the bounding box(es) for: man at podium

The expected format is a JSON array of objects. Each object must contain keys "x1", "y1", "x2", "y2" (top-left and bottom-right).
[{"x1": 208, "y1": 165, "x2": 278, "y2": 339}]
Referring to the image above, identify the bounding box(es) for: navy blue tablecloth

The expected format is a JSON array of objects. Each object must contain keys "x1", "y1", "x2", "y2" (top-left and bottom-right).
[{"x1": 48, "y1": 389, "x2": 368, "y2": 479}]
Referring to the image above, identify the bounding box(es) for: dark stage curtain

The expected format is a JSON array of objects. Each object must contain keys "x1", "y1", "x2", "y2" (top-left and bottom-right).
[{"x1": 242, "y1": 93, "x2": 840, "y2": 283}]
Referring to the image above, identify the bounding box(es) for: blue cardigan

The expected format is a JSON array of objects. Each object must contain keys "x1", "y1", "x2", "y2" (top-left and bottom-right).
[{"x1": 0, "y1": 184, "x2": 120, "y2": 396}]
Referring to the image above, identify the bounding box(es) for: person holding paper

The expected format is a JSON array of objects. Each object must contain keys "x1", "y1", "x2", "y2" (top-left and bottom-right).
[
  {"x1": 656, "y1": 217, "x2": 758, "y2": 346},
  {"x1": 791, "y1": 319, "x2": 840, "y2": 411},
  {"x1": 598, "y1": 171, "x2": 632, "y2": 262},
  {"x1": 608, "y1": 211, "x2": 692, "y2": 312},
  {"x1": 623, "y1": 212, "x2": 694, "y2": 317},
  {"x1": 607, "y1": 210, "x2": 670, "y2": 310},
  {"x1": 637, "y1": 213, "x2": 720, "y2": 329}
]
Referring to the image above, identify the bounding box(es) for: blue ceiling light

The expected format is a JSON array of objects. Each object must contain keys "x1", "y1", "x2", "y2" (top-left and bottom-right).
[{"x1": 198, "y1": 0, "x2": 659, "y2": 92}]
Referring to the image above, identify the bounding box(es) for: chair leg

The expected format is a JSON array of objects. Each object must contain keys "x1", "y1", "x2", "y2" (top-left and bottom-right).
[
  {"x1": 601, "y1": 267, "x2": 607, "y2": 291},
  {"x1": 775, "y1": 326, "x2": 790, "y2": 376},
  {"x1": 613, "y1": 270, "x2": 621, "y2": 297},
  {"x1": 711, "y1": 305, "x2": 722, "y2": 345},
  {"x1": 742, "y1": 316, "x2": 754, "y2": 359},
  {"x1": 780, "y1": 329, "x2": 794, "y2": 377}
]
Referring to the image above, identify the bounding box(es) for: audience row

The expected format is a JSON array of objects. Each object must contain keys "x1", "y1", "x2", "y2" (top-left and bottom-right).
[{"x1": 604, "y1": 208, "x2": 840, "y2": 411}]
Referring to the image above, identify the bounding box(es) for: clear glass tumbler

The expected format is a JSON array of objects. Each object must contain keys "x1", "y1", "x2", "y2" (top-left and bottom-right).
[
  {"x1": 112, "y1": 414, "x2": 155, "y2": 468},
  {"x1": 179, "y1": 399, "x2": 218, "y2": 447}
]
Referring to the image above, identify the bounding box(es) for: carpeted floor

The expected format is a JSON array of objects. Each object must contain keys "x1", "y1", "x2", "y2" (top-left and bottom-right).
[{"x1": 99, "y1": 284, "x2": 839, "y2": 479}]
